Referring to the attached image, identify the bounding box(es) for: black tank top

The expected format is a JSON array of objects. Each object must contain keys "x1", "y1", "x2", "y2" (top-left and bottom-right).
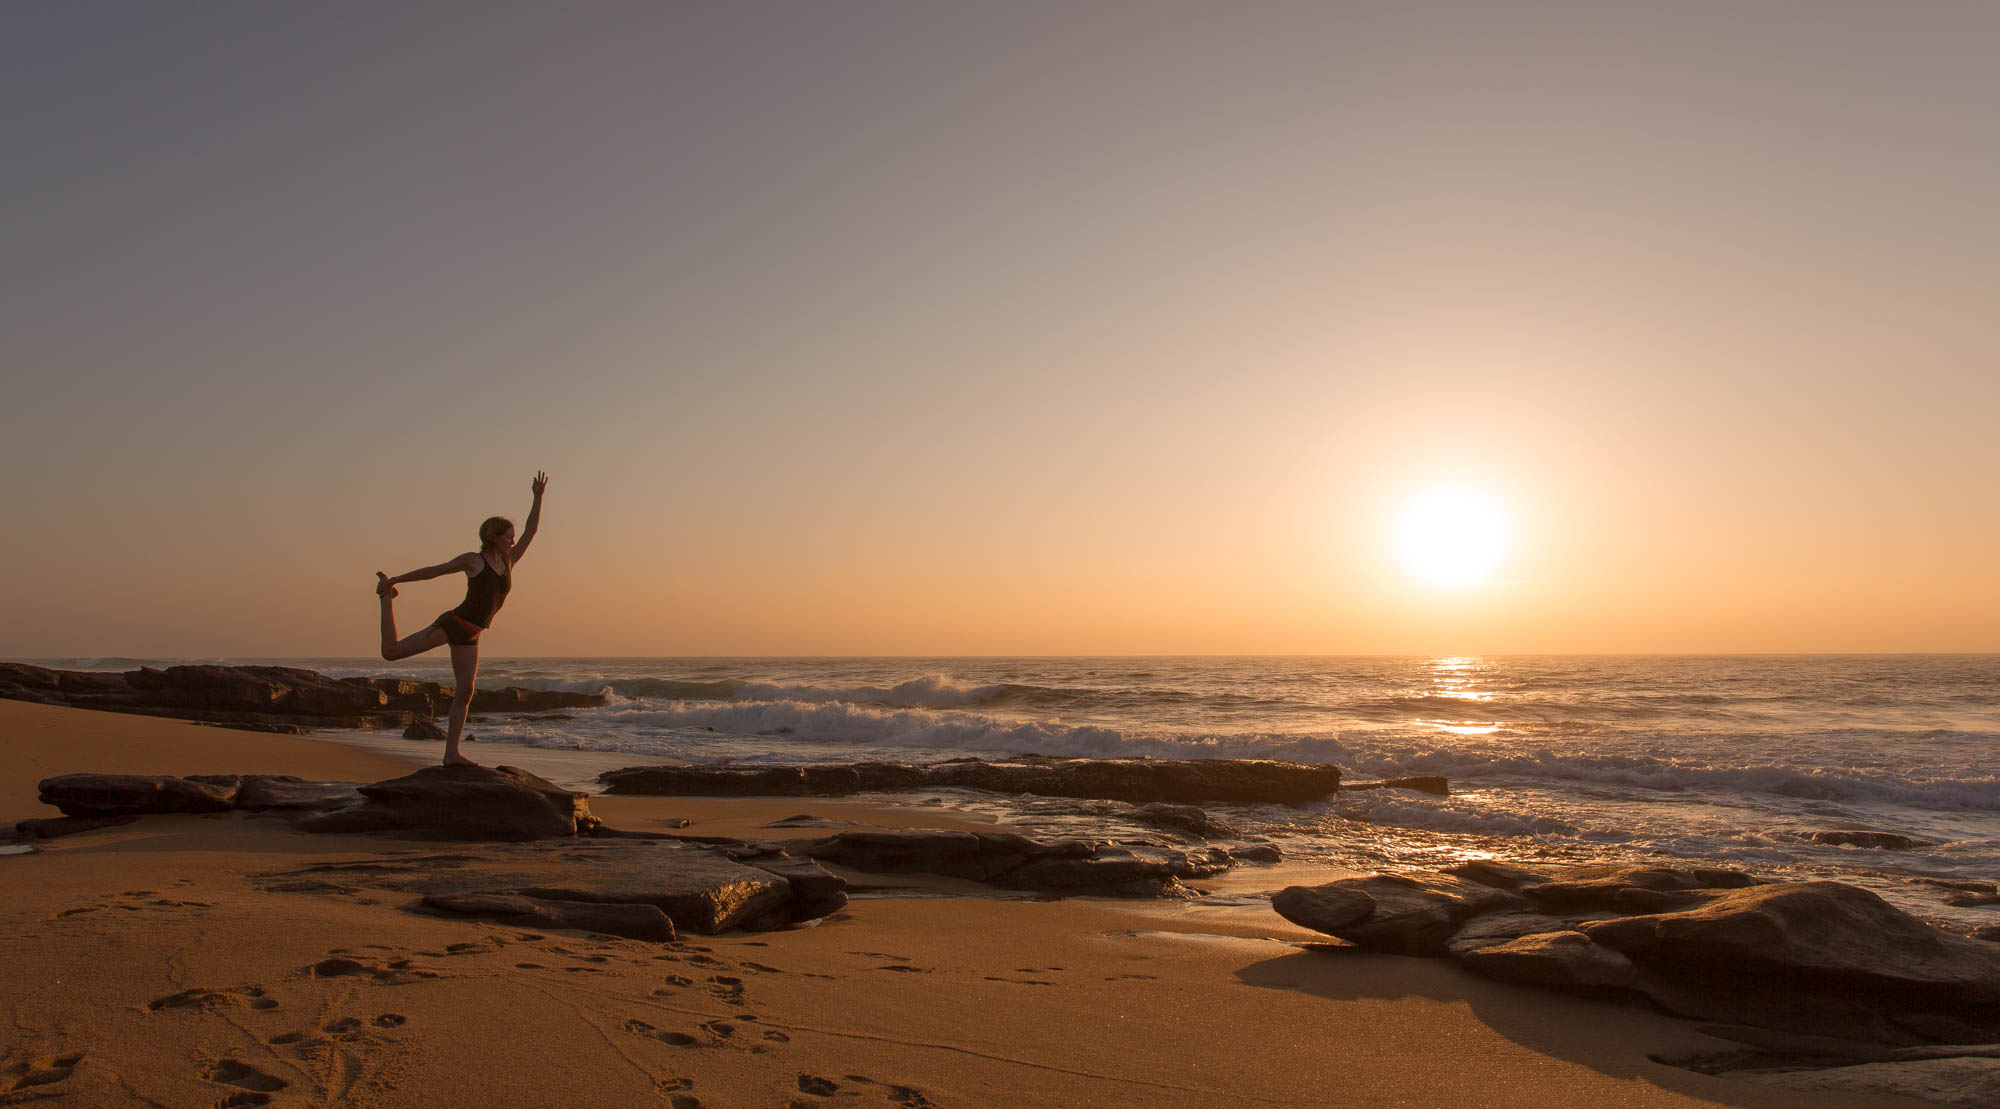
[{"x1": 452, "y1": 554, "x2": 511, "y2": 628}]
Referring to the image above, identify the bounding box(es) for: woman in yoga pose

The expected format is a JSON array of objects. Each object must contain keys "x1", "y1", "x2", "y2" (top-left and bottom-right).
[{"x1": 375, "y1": 471, "x2": 547, "y2": 766}]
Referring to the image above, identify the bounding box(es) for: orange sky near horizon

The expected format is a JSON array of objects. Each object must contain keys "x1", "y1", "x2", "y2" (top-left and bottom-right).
[{"x1": 4, "y1": 4, "x2": 1997, "y2": 658}]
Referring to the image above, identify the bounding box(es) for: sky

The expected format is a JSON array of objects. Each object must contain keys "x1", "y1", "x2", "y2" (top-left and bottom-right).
[{"x1": 4, "y1": 2, "x2": 1997, "y2": 657}]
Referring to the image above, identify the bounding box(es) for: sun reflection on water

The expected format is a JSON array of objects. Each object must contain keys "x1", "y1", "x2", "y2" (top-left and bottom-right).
[{"x1": 1420, "y1": 656, "x2": 1501, "y2": 734}]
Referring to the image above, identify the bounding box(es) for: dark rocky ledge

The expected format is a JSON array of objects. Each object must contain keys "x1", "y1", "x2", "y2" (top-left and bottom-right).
[
  {"x1": 0, "y1": 661, "x2": 603, "y2": 731},
  {"x1": 598, "y1": 755, "x2": 1343, "y2": 805},
  {"x1": 1272, "y1": 861, "x2": 2000, "y2": 1052},
  {"x1": 802, "y1": 829, "x2": 1247, "y2": 899},
  {"x1": 28, "y1": 764, "x2": 1250, "y2": 939}
]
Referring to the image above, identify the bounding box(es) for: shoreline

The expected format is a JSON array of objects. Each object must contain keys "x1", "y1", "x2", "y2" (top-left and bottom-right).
[{"x1": 0, "y1": 700, "x2": 1946, "y2": 1106}]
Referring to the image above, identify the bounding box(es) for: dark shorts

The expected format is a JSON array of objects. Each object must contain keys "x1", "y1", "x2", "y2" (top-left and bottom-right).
[{"x1": 433, "y1": 611, "x2": 484, "y2": 647}]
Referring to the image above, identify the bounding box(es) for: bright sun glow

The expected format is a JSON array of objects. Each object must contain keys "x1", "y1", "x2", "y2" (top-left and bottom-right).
[{"x1": 1395, "y1": 488, "x2": 1510, "y2": 586}]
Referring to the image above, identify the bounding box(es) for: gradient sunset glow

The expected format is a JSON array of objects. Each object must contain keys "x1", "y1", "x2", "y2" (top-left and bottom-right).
[{"x1": 3, "y1": 3, "x2": 1996, "y2": 657}]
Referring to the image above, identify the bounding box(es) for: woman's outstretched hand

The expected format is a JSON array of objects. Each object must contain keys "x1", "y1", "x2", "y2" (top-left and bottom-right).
[
  {"x1": 531, "y1": 471, "x2": 548, "y2": 498},
  {"x1": 375, "y1": 571, "x2": 398, "y2": 598}
]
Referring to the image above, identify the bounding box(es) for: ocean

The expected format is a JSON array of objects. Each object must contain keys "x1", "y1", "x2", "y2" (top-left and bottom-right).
[{"x1": 41, "y1": 654, "x2": 2000, "y2": 927}]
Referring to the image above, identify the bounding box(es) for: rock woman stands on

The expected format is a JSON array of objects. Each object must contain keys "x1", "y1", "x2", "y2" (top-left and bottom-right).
[{"x1": 374, "y1": 471, "x2": 547, "y2": 766}]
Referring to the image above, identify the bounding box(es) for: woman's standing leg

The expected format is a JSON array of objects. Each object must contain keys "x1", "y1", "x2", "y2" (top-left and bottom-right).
[{"x1": 443, "y1": 641, "x2": 480, "y2": 766}]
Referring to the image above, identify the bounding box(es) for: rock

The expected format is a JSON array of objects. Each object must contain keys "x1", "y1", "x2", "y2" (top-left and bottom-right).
[
  {"x1": 14, "y1": 815, "x2": 138, "y2": 839},
  {"x1": 1946, "y1": 891, "x2": 2000, "y2": 908},
  {"x1": 257, "y1": 838, "x2": 829, "y2": 933},
  {"x1": 512, "y1": 845, "x2": 794, "y2": 933},
  {"x1": 193, "y1": 720, "x2": 310, "y2": 735},
  {"x1": 0, "y1": 662, "x2": 606, "y2": 730},
  {"x1": 747, "y1": 855, "x2": 849, "y2": 920},
  {"x1": 1810, "y1": 830, "x2": 1935, "y2": 850},
  {"x1": 1747, "y1": 1056, "x2": 2000, "y2": 1108},
  {"x1": 1128, "y1": 803, "x2": 1235, "y2": 839},
  {"x1": 419, "y1": 892, "x2": 675, "y2": 942},
  {"x1": 1343, "y1": 776, "x2": 1451, "y2": 796},
  {"x1": 803, "y1": 829, "x2": 1218, "y2": 898},
  {"x1": 297, "y1": 765, "x2": 591, "y2": 841},
  {"x1": 1273, "y1": 873, "x2": 1527, "y2": 956},
  {"x1": 1444, "y1": 860, "x2": 1553, "y2": 892},
  {"x1": 1444, "y1": 908, "x2": 1579, "y2": 957},
  {"x1": 1229, "y1": 844, "x2": 1284, "y2": 864},
  {"x1": 1523, "y1": 865, "x2": 1757, "y2": 914},
  {"x1": 37, "y1": 773, "x2": 239, "y2": 817},
  {"x1": 600, "y1": 756, "x2": 1341, "y2": 805},
  {"x1": 229, "y1": 776, "x2": 363, "y2": 812},
  {"x1": 403, "y1": 719, "x2": 446, "y2": 741},
  {"x1": 1581, "y1": 881, "x2": 2000, "y2": 1043},
  {"x1": 1453, "y1": 930, "x2": 1638, "y2": 990},
  {"x1": 1974, "y1": 925, "x2": 2000, "y2": 943},
  {"x1": 465, "y1": 686, "x2": 613, "y2": 714}
]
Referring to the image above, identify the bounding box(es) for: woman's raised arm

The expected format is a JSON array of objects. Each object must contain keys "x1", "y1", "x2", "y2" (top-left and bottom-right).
[{"x1": 511, "y1": 471, "x2": 547, "y2": 564}]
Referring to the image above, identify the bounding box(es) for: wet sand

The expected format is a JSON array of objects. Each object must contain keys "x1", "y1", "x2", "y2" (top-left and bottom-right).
[{"x1": 0, "y1": 700, "x2": 1925, "y2": 1107}]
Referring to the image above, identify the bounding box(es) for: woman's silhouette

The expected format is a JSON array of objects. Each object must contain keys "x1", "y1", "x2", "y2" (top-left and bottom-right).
[{"x1": 375, "y1": 471, "x2": 547, "y2": 766}]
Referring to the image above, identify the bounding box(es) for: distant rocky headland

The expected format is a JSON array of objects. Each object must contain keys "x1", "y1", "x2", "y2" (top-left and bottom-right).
[{"x1": 0, "y1": 662, "x2": 602, "y2": 732}]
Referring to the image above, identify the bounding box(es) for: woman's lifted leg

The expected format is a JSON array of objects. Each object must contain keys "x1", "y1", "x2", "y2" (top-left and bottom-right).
[{"x1": 377, "y1": 573, "x2": 447, "y2": 661}]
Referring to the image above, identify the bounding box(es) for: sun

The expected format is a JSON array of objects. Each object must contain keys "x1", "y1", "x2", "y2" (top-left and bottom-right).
[{"x1": 1394, "y1": 488, "x2": 1510, "y2": 586}]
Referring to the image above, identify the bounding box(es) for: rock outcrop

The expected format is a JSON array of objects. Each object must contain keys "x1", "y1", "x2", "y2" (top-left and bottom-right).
[
  {"x1": 297, "y1": 765, "x2": 592, "y2": 841},
  {"x1": 803, "y1": 829, "x2": 1234, "y2": 898},
  {"x1": 1274, "y1": 862, "x2": 2000, "y2": 1046},
  {"x1": 30, "y1": 766, "x2": 847, "y2": 935},
  {"x1": 419, "y1": 892, "x2": 677, "y2": 942},
  {"x1": 599, "y1": 755, "x2": 1342, "y2": 805},
  {"x1": 1809, "y1": 829, "x2": 1935, "y2": 850},
  {"x1": 36, "y1": 766, "x2": 587, "y2": 841},
  {"x1": 39, "y1": 773, "x2": 242, "y2": 816},
  {"x1": 261, "y1": 838, "x2": 844, "y2": 936},
  {"x1": 0, "y1": 662, "x2": 602, "y2": 730}
]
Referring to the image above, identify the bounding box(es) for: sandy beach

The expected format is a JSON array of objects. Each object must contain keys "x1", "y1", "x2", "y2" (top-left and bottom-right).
[{"x1": 0, "y1": 700, "x2": 1936, "y2": 1108}]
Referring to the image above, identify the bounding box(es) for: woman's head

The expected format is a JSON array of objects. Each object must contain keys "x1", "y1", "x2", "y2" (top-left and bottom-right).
[{"x1": 478, "y1": 516, "x2": 516, "y2": 552}]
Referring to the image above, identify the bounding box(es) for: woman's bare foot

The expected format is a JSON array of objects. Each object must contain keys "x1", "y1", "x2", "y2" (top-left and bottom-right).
[{"x1": 442, "y1": 752, "x2": 479, "y2": 767}]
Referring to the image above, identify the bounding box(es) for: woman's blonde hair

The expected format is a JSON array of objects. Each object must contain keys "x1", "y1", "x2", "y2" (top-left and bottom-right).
[{"x1": 478, "y1": 516, "x2": 514, "y2": 550}]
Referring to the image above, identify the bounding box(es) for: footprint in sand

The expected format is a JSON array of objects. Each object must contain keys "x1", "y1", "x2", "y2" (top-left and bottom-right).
[
  {"x1": 305, "y1": 956, "x2": 438, "y2": 983},
  {"x1": 621, "y1": 1019, "x2": 700, "y2": 1047},
  {"x1": 3, "y1": 1052, "x2": 85, "y2": 1095},
  {"x1": 842, "y1": 1075, "x2": 940, "y2": 1108},
  {"x1": 202, "y1": 1059, "x2": 288, "y2": 1097},
  {"x1": 874, "y1": 965, "x2": 931, "y2": 974},
  {"x1": 322, "y1": 1017, "x2": 364, "y2": 1041},
  {"x1": 703, "y1": 975, "x2": 744, "y2": 1001},
  {"x1": 148, "y1": 987, "x2": 277, "y2": 1013}
]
